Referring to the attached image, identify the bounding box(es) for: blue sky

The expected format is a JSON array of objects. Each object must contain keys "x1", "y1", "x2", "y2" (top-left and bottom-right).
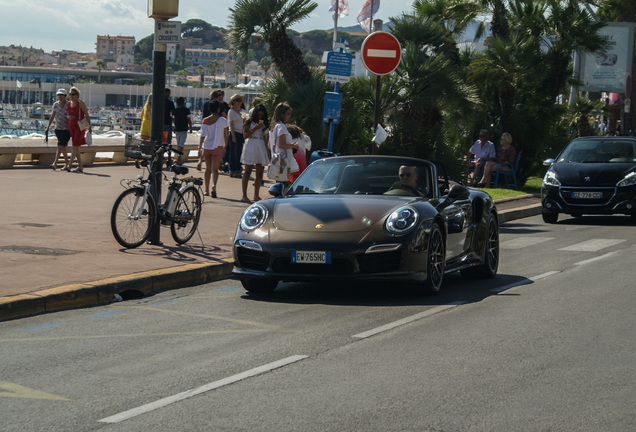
[{"x1": 2, "y1": 0, "x2": 415, "y2": 53}]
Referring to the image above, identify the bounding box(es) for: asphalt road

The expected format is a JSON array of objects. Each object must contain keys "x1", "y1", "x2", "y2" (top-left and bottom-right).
[{"x1": 1, "y1": 214, "x2": 635, "y2": 431}]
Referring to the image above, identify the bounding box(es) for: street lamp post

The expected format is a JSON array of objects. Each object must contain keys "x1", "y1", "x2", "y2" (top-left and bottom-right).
[{"x1": 147, "y1": 0, "x2": 179, "y2": 245}]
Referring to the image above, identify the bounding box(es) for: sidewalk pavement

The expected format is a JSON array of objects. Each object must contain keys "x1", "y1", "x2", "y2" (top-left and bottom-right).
[{"x1": 0, "y1": 162, "x2": 541, "y2": 321}]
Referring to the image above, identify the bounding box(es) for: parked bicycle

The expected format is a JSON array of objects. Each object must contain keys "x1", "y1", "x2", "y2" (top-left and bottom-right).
[{"x1": 111, "y1": 139, "x2": 203, "y2": 249}]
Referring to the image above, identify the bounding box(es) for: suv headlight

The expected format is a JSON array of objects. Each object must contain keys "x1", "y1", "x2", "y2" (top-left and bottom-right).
[
  {"x1": 543, "y1": 169, "x2": 561, "y2": 187},
  {"x1": 386, "y1": 206, "x2": 419, "y2": 235},
  {"x1": 617, "y1": 172, "x2": 636, "y2": 187},
  {"x1": 240, "y1": 204, "x2": 268, "y2": 231}
]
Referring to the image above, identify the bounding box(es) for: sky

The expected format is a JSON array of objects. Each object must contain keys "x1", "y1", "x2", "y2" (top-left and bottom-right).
[{"x1": 2, "y1": 0, "x2": 415, "y2": 54}]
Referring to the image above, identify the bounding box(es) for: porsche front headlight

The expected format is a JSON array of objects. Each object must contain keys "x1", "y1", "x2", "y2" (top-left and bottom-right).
[
  {"x1": 543, "y1": 168, "x2": 561, "y2": 187},
  {"x1": 617, "y1": 172, "x2": 636, "y2": 187},
  {"x1": 240, "y1": 204, "x2": 268, "y2": 231},
  {"x1": 386, "y1": 206, "x2": 419, "y2": 235}
]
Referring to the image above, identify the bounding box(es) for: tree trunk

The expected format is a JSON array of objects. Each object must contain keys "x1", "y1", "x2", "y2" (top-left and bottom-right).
[{"x1": 268, "y1": 30, "x2": 312, "y2": 86}]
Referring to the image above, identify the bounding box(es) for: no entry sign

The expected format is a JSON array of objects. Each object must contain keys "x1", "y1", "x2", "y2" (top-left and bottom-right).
[{"x1": 361, "y1": 32, "x2": 402, "y2": 75}]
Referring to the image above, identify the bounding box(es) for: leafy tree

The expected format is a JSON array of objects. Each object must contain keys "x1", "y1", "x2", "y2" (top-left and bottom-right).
[
  {"x1": 135, "y1": 35, "x2": 154, "y2": 63},
  {"x1": 228, "y1": 0, "x2": 318, "y2": 85},
  {"x1": 181, "y1": 19, "x2": 213, "y2": 37},
  {"x1": 141, "y1": 59, "x2": 152, "y2": 73},
  {"x1": 303, "y1": 51, "x2": 321, "y2": 67}
]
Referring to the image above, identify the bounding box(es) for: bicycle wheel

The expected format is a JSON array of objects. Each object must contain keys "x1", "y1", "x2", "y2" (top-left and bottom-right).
[
  {"x1": 111, "y1": 187, "x2": 156, "y2": 249},
  {"x1": 170, "y1": 186, "x2": 202, "y2": 244}
]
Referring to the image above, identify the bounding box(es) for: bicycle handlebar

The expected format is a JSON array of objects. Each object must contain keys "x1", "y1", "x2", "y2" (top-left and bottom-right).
[{"x1": 153, "y1": 142, "x2": 183, "y2": 156}]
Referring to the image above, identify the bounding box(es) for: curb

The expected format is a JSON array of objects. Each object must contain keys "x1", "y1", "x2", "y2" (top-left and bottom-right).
[
  {"x1": 0, "y1": 200, "x2": 542, "y2": 322},
  {"x1": 0, "y1": 259, "x2": 234, "y2": 322},
  {"x1": 498, "y1": 202, "x2": 542, "y2": 224}
]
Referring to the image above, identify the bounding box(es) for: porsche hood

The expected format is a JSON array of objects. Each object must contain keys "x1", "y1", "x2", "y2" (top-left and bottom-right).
[{"x1": 269, "y1": 196, "x2": 420, "y2": 232}]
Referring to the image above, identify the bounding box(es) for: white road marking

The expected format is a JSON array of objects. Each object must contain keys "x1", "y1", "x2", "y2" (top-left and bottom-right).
[
  {"x1": 98, "y1": 355, "x2": 308, "y2": 423},
  {"x1": 367, "y1": 49, "x2": 397, "y2": 58},
  {"x1": 500, "y1": 236, "x2": 554, "y2": 249},
  {"x1": 559, "y1": 239, "x2": 625, "y2": 252},
  {"x1": 352, "y1": 302, "x2": 465, "y2": 339},
  {"x1": 575, "y1": 251, "x2": 619, "y2": 266}
]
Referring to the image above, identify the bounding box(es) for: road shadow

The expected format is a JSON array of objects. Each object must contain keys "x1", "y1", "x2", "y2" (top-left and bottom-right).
[
  {"x1": 553, "y1": 215, "x2": 635, "y2": 227},
  {"x1": 241, "y1": 273, "x2": 530, "y2": 307},
  {"x1": 118, "y1": 242, "x2": 228, "y2": 263}
]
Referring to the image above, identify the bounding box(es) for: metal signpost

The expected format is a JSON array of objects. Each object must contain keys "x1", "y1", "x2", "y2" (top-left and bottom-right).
[
  {"x1": 323, "y1": 40, "x2": 352, "y2": 153},
  {"x1": 361, "y1": 31, "x2": 401, "y2": 154},
  {"x1": 148, "y1": 0, "x2": 179, "y2": 245}
]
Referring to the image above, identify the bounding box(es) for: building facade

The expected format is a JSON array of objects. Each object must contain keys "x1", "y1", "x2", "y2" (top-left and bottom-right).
[{"x1": 96, "y1": 36, "x2": 136, "y2": 66}]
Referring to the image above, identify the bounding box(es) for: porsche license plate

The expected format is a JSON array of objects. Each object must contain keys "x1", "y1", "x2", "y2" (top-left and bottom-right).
[
  {"x1": 572, "y1": 191, "x2": 602, "y2": 199},
  {"x1": 292, "y1": 251, "x2": 331, "y2": 264}
]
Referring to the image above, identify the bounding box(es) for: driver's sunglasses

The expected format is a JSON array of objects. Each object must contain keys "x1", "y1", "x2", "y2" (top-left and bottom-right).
[{"x1": 399, "y1": 172, "x2": 412, "y2": 178}]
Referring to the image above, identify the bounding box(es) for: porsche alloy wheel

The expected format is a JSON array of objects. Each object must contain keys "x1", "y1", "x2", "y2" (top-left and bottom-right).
[
  {"x1": 461, "y1": 214, "x2": 499, "y2": 279},
  {"x1": 421, "y1": 222, "x2": 445, "y2": 295}
]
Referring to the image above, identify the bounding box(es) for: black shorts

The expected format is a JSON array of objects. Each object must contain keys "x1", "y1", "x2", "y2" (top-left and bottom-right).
[{"x1": 55, "y1": 129, "x2": 71, "y2": 147}]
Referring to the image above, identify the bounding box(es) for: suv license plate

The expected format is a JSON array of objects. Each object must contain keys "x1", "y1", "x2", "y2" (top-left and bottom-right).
[
  {"x1": 572, "y1": 191, "x2": 602, "y2": 199},
  {"x1": 292, "y1": 251, "x2": 331, "y2": 264}
]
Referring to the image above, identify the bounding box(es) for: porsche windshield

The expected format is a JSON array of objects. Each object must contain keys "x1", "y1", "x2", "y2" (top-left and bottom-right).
[
  {"x1": 289, "y1": 157, "x2": 434, "y2": 197},
  {"x1": 558, "y1": 139, "x2": 636, "y2": 163}
]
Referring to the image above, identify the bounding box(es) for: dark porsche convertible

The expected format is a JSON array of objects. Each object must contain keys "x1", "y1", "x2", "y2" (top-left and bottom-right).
[
  {"x1": 542, "y1": 137, "x2": 636, "y2": 223},
  {"x1": 232, "y1": 155, "x2": 499, "y2": 294}
]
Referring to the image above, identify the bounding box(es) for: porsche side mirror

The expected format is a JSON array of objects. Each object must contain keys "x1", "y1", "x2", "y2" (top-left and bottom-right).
[
  {"x1": 269, "y1": 182, "x2": 285, "y2": 197},
  {"x1": 446, "y1": 184, "x2": 470, "y2": 203},
  {"x1": 543, "y1": 158, "x2": 555, "y2": 166}
]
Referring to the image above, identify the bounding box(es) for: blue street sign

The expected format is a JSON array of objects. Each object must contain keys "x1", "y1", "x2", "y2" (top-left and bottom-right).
[
  {"x1": 325, "y1": 52, "x2": 353, "y2": 84},
  {"x1": 322, "y1": 92, "x2": 343, "y2": 124}
]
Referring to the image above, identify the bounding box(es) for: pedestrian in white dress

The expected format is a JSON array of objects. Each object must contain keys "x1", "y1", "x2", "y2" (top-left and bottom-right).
[{"x1": 240, "y1": 104, "x2": 270, "y2": 203}]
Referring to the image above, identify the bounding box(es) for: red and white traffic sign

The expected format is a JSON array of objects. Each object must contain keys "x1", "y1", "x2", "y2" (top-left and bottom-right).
[{"x1": 361, "y1": 31, "x2": 402, "y2": 75}]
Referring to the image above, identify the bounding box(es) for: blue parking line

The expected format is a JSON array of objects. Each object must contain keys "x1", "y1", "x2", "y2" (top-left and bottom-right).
[
  {"x1": 154, "y1": 300, "x2": 181, "y2": 305},
  {"x1": 217, "y1": 287, "x2": 241, "y2": 292},
  {"x1": 19, "y1": 323, "x2": 65, "y2": 331},
  {"x1": 88, "y1": 310, "x2": 124, "y2": 318}
]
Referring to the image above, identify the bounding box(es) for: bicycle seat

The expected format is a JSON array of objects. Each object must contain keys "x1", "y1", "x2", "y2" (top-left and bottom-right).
[{"x1": 171, "y1": 165, "x2": 189, "y2": 175}]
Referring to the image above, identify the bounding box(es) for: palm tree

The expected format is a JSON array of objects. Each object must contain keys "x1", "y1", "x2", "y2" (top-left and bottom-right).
[
  {"x1": 565, "y1": 97, "x2": 606, "y2": 137},
  {"x1": 196, "y1": 65, "x2": 205, "y2": 83},
  {"x1": 166, "y1": 66, "x2": 173, "y2": 87},
  {"x1": 387, "y1": 9, "x2": 480, "y2": 162},
  {"x1": 207, "y1": 61, "x2": 219, "y2": 85},
  {"x1": 96, "y1": 60, "x2": 107, "y2": 83},
  {"x1": 259, "y1": 56, "x2": 273, "y2": 77},
  {"x1": 228, "y1": 0, "x2": 318, "y2": 85}
]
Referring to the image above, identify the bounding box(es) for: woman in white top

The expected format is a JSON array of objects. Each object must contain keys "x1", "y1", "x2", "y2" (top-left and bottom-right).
[
  {"x1": 268, "y1": 102, "x2": 300, "y2": 184},
  {"x1": 199, "y1": 99, "x2": 228, "y2": 198},
  {"x1": 240, "y1": 104, "x2": 270, "y2": 203}
]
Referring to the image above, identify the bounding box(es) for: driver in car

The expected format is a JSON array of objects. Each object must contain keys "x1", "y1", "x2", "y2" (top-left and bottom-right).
[{"x1": 389, "y1": 165, "x2": 427, "y2": 197}]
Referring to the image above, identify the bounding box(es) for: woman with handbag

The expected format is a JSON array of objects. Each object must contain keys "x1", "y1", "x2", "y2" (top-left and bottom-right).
[
  {"x1": 66, "y1": 86, "x2": 92, "y2": 173},
  {"x1": 268, "y1": 102, "x2": 300, "y2": 186}
]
